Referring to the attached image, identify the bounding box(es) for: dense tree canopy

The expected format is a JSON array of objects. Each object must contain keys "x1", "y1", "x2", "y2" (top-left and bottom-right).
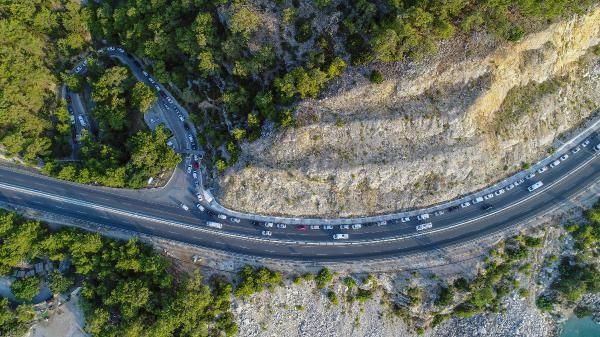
[
  {"x1": 0, "y1": 0, "x2": 89, "y2": 163},
  {"x1": 0, "y1": 210, "x2": 238, "y2": 337}
]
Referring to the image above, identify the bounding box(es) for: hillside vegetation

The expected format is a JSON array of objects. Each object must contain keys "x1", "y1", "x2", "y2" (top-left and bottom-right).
[{"x1": 87, "y1": 0, "x2": 594, "y2": 171}]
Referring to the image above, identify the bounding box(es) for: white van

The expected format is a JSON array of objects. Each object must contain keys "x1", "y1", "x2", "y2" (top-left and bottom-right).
[{"x1": 333, "y1": 233, "x2": 349, "y2": 240}]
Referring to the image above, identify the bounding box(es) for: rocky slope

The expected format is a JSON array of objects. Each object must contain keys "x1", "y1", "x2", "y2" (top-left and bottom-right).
[{"x1": 217, "y1": 7, "x2": 600, "y2": 217}]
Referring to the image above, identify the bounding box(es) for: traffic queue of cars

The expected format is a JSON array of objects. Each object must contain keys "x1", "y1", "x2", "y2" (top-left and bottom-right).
[
  {"x1": 204, "y1": 136, "x2": 598, "y2": 240},
  {"x1": 85, "y1": 47, "x2": 600, "y2": 242}
]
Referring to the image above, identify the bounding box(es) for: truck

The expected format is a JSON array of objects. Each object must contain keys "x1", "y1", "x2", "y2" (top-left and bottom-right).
[{"x1": 206, "y1": 221, "x2": 223, "y2": 229}]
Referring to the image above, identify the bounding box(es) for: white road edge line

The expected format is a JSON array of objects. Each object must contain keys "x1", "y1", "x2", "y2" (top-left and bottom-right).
[{"x1": 0, "y1": 152, "x2": 596, "y2": 247}]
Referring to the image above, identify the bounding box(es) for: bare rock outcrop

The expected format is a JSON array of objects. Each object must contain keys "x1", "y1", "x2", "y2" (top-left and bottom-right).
[{"x1": 218, "y1": 7, "x2": 600, "y2": 217}]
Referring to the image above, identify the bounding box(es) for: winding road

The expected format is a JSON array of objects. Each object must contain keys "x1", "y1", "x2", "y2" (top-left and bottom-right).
[{"x1": 2, "y1": 47, "x2": 600, "y2": 262}]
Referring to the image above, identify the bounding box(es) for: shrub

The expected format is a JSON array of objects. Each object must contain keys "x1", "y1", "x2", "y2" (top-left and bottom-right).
[
  {"x1": 369, "y1": 70, "x2": 383, "y2": 84},
  {"x1": 327, "y1": 291, "x2": 338, "y2": 305},
  {"x1": 536, "y1": 295, "x2": 554, "y2": 312},
  {"x1": 315, "y1": 268, "x2": 333, "y2": 289}
]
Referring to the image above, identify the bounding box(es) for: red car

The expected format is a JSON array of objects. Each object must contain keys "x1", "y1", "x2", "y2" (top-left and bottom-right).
[
  {"x1": 296, "y1": 225, "x2": 307, "y2": 231},
  {"x1": 193, "y1": 161, "x2": 199, "y2": 169}
]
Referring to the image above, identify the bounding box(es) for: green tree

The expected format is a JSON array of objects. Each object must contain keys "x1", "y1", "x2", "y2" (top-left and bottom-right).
[
  {"x1": 48, "y1": 270, "x2": 73, "y2": 294},
  {"x1": 10, "y1": 277, "x2": 41, "y2": 302},
  {"x1": 131, "y1": 82, "x2": 156, "y2": 112}
]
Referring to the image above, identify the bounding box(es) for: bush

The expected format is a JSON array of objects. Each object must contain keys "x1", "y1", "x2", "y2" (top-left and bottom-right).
[
  {"x1": 574, "y1": 305, "x2": 593, "y2": 318},
  {"x1": 327, "y1": 291, "x2": 338, "y2": 305},
  {"x1": 343, "y1": 276, "x2": 356, "y2": 289},
  {"x1": 315, "y1": 268, "x2": 333, "y2": 289},
  {"x1": 355, "y1": 288, "x2": 373, "y2": 302},
  {"x1": 536, "y1": 295, "x2": 554, "y2": 312},
  {"x1": 369, "y1": 70, "x2": 383, "y2": 84},
  {"x1": 435, "y1": 286, "x2": 454, "y2": 307}
]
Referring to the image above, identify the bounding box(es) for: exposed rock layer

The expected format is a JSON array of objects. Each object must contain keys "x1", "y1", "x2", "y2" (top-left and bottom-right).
[{"x1": 218, "y1": 7, "x2": 600, "y2": 217}]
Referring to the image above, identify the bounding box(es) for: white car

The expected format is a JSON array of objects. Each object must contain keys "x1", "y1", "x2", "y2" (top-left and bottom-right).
[
  {"x1": 595, "y1": 144, "x2": 600, "y2": 152},
  {"x1": 192, "y1": 171, "x2": 198, "y2": 179},
  {"x1": 264, "y1": 222, "x2": 274, "y2": 228},
  {"x1": 196, "y1": 203, "x2": 205, "y2": 212},
  {"x1": 217, "y1": 214, "x2": 227, "y2": 220},
  {"x1": 276, "y1": 223, "x2": 287, "y2": 229},
  {"x1": 484, "y1": 193, "x2": 494, "y2": 200},
  {"x1": 196, "y1": 193, "x2": 203, "y2": 201},
  {"x1": 261, "y1": 230, "x2": 272, "y2": 236},
  {"x1": 526, "y1": 172, "x2": 536, "y2": 179},
  {"x1": 572, "y1": 146, "x2": 581, "y2": 154},
  {"x1": 560, "y1": 154, "x2": 569, "y2": 161},
  {"x1": 178, "y1": 115, "x2": 185, "y2": 122},
  {"x1": 582, "y1": 139, "x2": 591, "y2": 147},
  {"x1": 333, "y1": 233, "x2": 349, "y2": 240},
  {"x1": 231, "y1": 218, "x2": 241, "y2": 223},
  {"x1": 340, "y1": 224, "x2": 350, "y2": 230},
  {"x1": 117, "y1": 47, "x2": 125, "y2": 53},
  {"x1": 310, "y1": 225, "x2": 320, "y2": 230},
  {"x1": 78, "y1": 115, "x2": 86, "y2": 127},
  {"x1": 377, "y1": 221, "x2": 388, "y2": 226},
  {"x1": 528, "y1": 181, "x2": 543, "y2": 192},
  {"x1": 505, "y1": 183, "x2": 515, "y2": 191},
  {"x1": 143, "y1": 71, "x2": 149, "y2": 77},
  {"x1": 70, "y1": 115, "x2": 75, "y2": 124},
  {"x1": 186, "y1": 165, "x2": 192, "y2": 174},
  {"x1": 107, "y1": 46, "x2": 115, "y2": 51},
  {"x1": 494, "y1": 188, "x2": 505, "y2": 196},
  {"x1": 400, "y1": 217, "x2": 410, "y2": 223},
  {"x1": 167, "y1": 140, "x2": 173, "y2": 147},
  {"x1": 154, "y1": 84, "x2": 161, "y2": 91},
  {"x1": 460, "y1": 201, "x2": 471, "y2": 208},
  {"x1": 323, "y1": 225, "x2": 334, "y2": 230},
  {"x1": 180, "y1": 203, "x2": 189, "y2": 211},
  {"x1": 537, "y1": 166, "x2": 548, "y2": 173},
  {"x1": 187, "y1": 134, "x2": 193, "y2": 142},
  {"x1": 351, "y1": 224, "x2": 362, "y2": 229},
  {"x1": 75, "y1": 65, "x2": 82, "y2": 73},
  {"x1": 416, "y1": 222, "x2": 433, "y2": 231},
  {"x1": 416, "y1": 213, "x2": 430, "y2": 221},
  {"x1": 549, "y1": 160, "x2": 561, "y2": 168},
  {"x1": 472, "y1": 196, "x2": 484, "y2": 204},
  {"x1": 148, "y1": 77, "x2": 155, "y2": 84},
  {"x1": 166, "y1": 96, "x2": 173, "y2": 104}
]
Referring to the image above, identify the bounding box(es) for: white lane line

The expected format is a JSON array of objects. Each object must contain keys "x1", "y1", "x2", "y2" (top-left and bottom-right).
[{"x1": 0, "y1": 152, "x2": 597, "y2": 247}]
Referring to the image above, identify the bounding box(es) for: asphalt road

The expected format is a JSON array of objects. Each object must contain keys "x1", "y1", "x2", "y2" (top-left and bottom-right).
[
  {"x1": 1, "y1": 134, "x2": 599, "y2": 261},
  {"x1": 10, "y1": 46, "x2": 599, "y2": 262}
]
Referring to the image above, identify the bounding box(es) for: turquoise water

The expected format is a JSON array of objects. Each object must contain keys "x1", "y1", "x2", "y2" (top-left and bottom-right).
[{"x1": 560, "y1": 316, "x2": 600, "y2": 337}]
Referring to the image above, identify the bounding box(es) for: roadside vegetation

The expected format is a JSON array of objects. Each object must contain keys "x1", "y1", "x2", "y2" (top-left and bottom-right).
[
  {"x1": 0, "y1": 209, "x2": 238, "y2": 336},
  {"x1": 44, "y1": 58, "x2": 180, "y2": 188}
]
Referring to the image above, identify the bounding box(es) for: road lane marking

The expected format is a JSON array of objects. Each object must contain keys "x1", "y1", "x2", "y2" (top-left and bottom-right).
[{"x1": 0, "y1": 152, "x2": 597, "y2": 247}]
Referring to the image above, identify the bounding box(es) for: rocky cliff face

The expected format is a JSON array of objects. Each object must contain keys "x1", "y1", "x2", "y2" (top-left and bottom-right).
[{"x1": 217, "y1": 7, "x2": 600, "y2": 217}]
